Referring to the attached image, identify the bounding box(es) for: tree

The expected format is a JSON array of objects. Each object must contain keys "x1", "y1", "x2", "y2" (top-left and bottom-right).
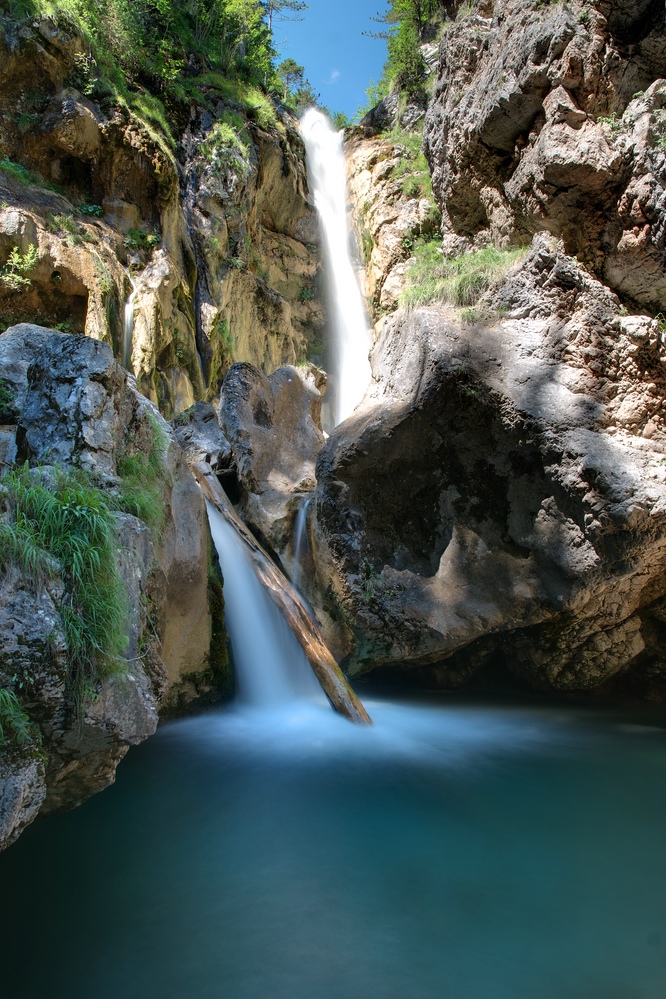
[
  {"x1": 261, "y1": 0, "x2": 308, "y2": 32},
  {"x1": 276, "y1": 57, "x2": 304, "y2": 100}
]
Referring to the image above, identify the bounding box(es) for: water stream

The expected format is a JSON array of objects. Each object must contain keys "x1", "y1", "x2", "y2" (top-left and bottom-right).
[
  {"x1": 122, "y1": 271, "x2": 137, "y2": 372},
  {"x1": 1, "y1": 694, "x2": 665, "y2": 998},
  {"x1": 300, "y1": 109, "x2": 372, "y2": 426},
  {"x1": 206, "y1": 502, "x2": 323, "y2": 708}
]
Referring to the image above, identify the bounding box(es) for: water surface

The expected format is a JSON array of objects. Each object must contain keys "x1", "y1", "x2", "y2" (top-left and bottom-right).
[{"x1": 2, "y1": 694, "x2": 666, "y2": 999}]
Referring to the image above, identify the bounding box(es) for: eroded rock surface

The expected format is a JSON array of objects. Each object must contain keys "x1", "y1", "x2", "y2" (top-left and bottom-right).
[
  {"x1": 423, "y1": 0, "x2": 666, "y2": 310},
  {"x1": 0, "y1": 18, "x2": 322, "y2": 415},
  {"x1": 0, "y1": 325, "x2": 219, "y2": 848},
  {"x1": 219, "y1": 361, "x2": 327, "y2": 554},
  {"x1": 313, "y1": 237, "x2": 666, "y2": 695}
]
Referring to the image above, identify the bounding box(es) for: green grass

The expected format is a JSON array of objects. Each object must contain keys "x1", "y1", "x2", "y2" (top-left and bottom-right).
[
  {"x1": 400, "y1": 243, "x2": 526, "y2": 310},
  {"x1": 0, "y1": 464, "x2": 129, "y2": 697},
  {"x1": 0, "y1": 689, "x2": 34, "y2": 746},
  {"x1": 113, "y1": 412, "x2": 169, "y2": 531}
]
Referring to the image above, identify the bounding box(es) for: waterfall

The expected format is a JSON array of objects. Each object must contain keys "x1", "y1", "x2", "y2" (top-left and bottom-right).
[
  {"x1": 300, "y1": 108, "x2": 372, "y2": 426},
  {"x1": 291, "y1": 496, "x2": 311, "y2": 595},
  {"x1": 122, "y1": 272, "x2": 137, "y2": 372},
  {"x1": 206, "y1": 502, "x2": 323, "y2": 708}
]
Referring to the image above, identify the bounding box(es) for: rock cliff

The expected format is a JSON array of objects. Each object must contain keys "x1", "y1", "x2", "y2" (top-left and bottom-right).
[
  {"x1": 311, "y1": 0, "x2": 666, "y2": 700},
  {"x1": 0, "y1": 325, "x2": 224, "y2": 849},
  {"x1": 0, "y1": 16, "x2": 322, "y2": 415}
]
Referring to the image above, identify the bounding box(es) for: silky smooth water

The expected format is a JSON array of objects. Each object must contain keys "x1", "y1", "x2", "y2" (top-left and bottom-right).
[
  {"x1": 300, "y1": 108, "x2": 372, "y2": 426},
  {"x1": 1, "y1": 694, "x2": 666, "y2": 999},
  {"x1": 123, "y1": 270, "x2": 137, "y2": 372}
]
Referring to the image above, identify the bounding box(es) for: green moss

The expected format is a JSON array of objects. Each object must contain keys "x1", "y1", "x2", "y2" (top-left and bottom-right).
[{"x1": 400, "y1": 244, "x2": 526, "y2": 311}]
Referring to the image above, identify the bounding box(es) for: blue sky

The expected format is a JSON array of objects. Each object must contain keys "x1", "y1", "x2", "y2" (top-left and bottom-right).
[{"x1": 275, "y1": 2, "x2": 388, "y2": 119}]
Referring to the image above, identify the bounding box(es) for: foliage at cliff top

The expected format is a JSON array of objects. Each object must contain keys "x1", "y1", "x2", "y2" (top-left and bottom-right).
[
  {"x1": 361, "y1": 0, "x2": 446, "y2": 107},
  {"x1": 0, "y1": 0, "x2": 319, "y2": 132}
]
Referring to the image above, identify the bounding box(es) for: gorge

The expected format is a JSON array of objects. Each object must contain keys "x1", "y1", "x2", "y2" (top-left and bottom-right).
[{"x1": 1, "y1": 0, "x2": 666, "y2": 995}]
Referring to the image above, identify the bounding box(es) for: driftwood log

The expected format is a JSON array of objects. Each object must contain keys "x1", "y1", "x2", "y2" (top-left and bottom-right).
[{"x1": 193, "y1": 462, "x2": 372, "y2": 725}]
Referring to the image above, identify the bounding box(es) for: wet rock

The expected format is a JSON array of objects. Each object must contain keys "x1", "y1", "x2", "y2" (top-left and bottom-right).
[{"x1": 0, "y1": 327, "x2": 214, "y2": 846}]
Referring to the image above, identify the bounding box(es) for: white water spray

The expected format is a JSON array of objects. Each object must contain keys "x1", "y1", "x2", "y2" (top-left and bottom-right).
[
  {"x1": 206, "y1": 502, "x2": 324, "y2": 708},
  {"x1": 300, "y1": 108, "x2": 372, "y2": 426},
  {"x1": 290, "y1": 496, "x2": 311, "y2": 595},
  {"x1": 122, "y1": 271, "x2": 137, "y2": 372}
]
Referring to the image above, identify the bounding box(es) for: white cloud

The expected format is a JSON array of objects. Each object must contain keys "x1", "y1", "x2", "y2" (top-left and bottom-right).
[{"x1": 327, "y1": 69, "x2": 341, "y2": 85}]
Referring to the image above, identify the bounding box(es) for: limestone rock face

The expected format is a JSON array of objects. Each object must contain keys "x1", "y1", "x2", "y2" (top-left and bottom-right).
[
  {"x1": 172, "y1": 401, "x2": 233, "y2": 473},
  {"x1": 312, "y1": 237, "x2": 666, "y2": 694},
  {"x1": 219, "y1": 361, "x2": 326, "y2": 553},
  {"x1": 0, "y1": 326, "x2": 215, "y2": 848},
  {"x1": 347, "y1": 135, "x2": 439, "y2": 320},
  {"x1": 0, "y1": 19, "x2": 322, "y2": 415},
  {"x1": 423, "y1": 0, "x2": 666, "y2": 310}
]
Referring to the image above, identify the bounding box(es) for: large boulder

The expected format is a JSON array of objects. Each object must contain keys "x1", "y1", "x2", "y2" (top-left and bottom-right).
[
  {"x1": 312, "y1": 236, "x2": 666, "y2": 694},
  {"x1": 218, "y1": 361, "x2": 327, "y2": 554}
]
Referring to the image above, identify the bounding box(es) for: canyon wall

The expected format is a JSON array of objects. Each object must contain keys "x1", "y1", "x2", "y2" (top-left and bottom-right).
[
  {"x1": 0, "y1": 16, "x2": 323, "y2": 416},
  {"x1": 311, "y1": 0, "x2": 666, "y2": 700}
]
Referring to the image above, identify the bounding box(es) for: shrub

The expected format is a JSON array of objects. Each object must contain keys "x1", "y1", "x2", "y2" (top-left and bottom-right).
[
  {"x1": 200, "y1": 121, "x2": 250, "y2": 177},
  {"x1": 0, "y1": 245, "x2": 38, "y2": 291},
  {"x1": 400, "y1": 243, "x2": 526, "y2": 310},
  {"x1": 124, "y1": 228, "x2": 160, "y2": 251}
]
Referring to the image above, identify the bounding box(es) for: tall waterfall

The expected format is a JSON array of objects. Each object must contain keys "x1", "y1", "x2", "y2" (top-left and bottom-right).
[
  {"x1": 300, "y1": 108, "x2": 372, "y2": 426},
  {"x1": 122, "y1": 272, "x2": 137, "y2": 372},
  {"x1": 206, "y1": 503, "x2": 323, "y2": 707}
]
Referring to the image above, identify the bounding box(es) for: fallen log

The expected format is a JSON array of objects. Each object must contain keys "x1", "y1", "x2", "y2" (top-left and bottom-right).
[{"x1": 193, "y1": 462, "x2": 372, "y2": 726}]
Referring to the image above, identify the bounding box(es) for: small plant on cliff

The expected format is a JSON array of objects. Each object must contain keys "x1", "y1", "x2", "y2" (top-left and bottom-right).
[
  {"x1": 0, "y1": 689, "x2": 34, "y2": 747},
  {"x1": 0, "y1": 465, "x2": 129, "y2": 700},
  {"x1": 114, "y1": 412, "x2": 169, "y2": 531},
  {"x1": 124, "y1": 228, "x2": 160, "y2": 251},
  {"x1": 400, "y1": 243, "x2": 526, "y2": 310},
  {"x1": 48, "y1": 213, "x2": 84, "y2": 247},
  {"x1": 0, "y1": 245, "x2": 38, "y2": 291},
  {"x1": 297, "y1": 286, "x2": 315, "y2": 302},
  {"x1": 200, "y1": 120, "x2": 250, "y2": 177}
]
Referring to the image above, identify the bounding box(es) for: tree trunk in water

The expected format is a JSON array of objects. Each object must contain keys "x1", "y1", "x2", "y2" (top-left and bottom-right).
[{"x1": 193, "y1": 462, "x2": 372, "y2": 726}]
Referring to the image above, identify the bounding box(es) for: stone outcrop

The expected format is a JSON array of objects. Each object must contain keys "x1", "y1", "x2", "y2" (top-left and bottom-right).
[
  {"x1": 423, "y1": 0, "x2": 666, "y2": 310},
  {"x1": 0, "y1": 324, "x2": 220, "y2": 848},
  {"x1": 218, "y1": 361, "x2": 327, "y2": 556},
  {"x1": 0, "y1": 17, "x2": 323, "y2": 415},
  {"x1": 312, "y1": 236, "x2": 666, "y2": 695},
  {"x1": 347, "y1": 134, "x2": 440, "y2": 319}
]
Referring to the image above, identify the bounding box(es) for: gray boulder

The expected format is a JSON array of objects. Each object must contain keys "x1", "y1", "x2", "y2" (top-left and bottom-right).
[
  {"x1": 219, "y1": 361, "x2": 327, "y2": 552},
  {"x1": 312, "y1": 236, "x2": 666, "y2": 694}
]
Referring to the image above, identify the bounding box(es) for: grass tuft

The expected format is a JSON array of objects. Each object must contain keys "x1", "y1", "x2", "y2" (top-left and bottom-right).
[
  {"x1": 0, "y1": 464, "x2": 129, "y2": 699},
  {"x1": 400, "y1": 243, "x2": 526, "y2": 310}
]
